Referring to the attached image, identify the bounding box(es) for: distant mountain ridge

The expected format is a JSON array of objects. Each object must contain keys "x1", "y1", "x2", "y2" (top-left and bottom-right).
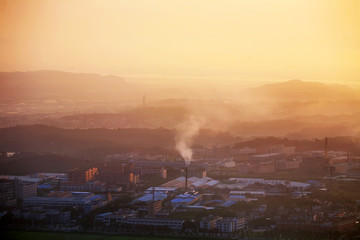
[
  {"x1": 0, "y1": 70, "x2": 142, "y2": 101},
  {"x1": 1, "y1": 71, "x2": 358, "y2": 102},
  {"x1": 243, "y1": 79, "x2": 360, "y2": 101}
]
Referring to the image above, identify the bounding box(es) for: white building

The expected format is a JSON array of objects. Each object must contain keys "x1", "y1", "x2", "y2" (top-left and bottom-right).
[
  {"x1": 216, "y1": 217, "x2": 245, "y2": 232},
  {"x1": 16, "y1": 182, "x2": 37, "y2": 200},
  {"x1": 97, "y1": 213, "x2": 184, "y2": 231},
  {"x1": 231, "y1": 147, "x2": 257, "y2": 155},
  {"x1": 23, "y1": 192, "x2": 108, "y2": 213},
  {"x1": 224, "y1": 161, "x2": 236, "y2": 168},
  {"x1": 275, "y1": 160, "x2": 301, "y2": 170},
  {"x1": 268, "y1": 145, "x2": 295, "y2": 154},
  {"x1": 126, "y1": 218, "x2": 184, "y2": 230},
  {"x1": 200, "y1": 215, "x2": 223, "y2": 230}
]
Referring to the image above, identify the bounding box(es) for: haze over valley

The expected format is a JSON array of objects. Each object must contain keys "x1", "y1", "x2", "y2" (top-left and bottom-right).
[
  {"x1": 1, "y1": 70, "x2": 359, "y2": 140},
  {"x1": 1, "y1": 1, "x2": 360, "y2": 239}
]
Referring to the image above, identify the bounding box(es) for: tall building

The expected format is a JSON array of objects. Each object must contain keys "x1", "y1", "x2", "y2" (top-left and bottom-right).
[
  {"x1": 134, "y1": 166, "x2": 167, "y2": 179},
  {"x1": 15, "y1": 182, "x2": 37, "y2": 201},
  {"x1": 187, "y1": 167, "x2": 206, "y2": 178},
  {"x1": 98, "y1": 162, "x2": 138, "y2": 190},
  {"x1": 68, "y1": 167, "x2": 98, "y2": 183},
  {"x1": 0, "y1": 179, "x2": 16, "y2": 207},
  {"x1": 147, "y1": 199, "x2": 162, "y2": 217}
]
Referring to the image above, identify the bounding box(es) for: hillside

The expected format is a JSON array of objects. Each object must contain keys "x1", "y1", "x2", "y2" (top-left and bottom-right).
[
  {"x1": 0, "y1": 125, "x2": 237, "y2": 156},
  {"x1": 0, "y1": 70, "x2": 142, "y2": 101}
]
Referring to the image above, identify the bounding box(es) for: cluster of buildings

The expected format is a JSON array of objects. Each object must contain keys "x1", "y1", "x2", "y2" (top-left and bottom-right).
[
  {"x1": 1, "y1": 142, "x2": 360, "y2": 238},
  {"x1": 23, "y1": 191, "x2": 111, "y2": 214},
  {"x1": 0, "y1": 179, "x2": 37, "y2": 208},
  {"x1": 271, "y1": 201, "x2": 358, "y2": 234},
  {"x1": 95, "y1": 209, "x2": 184, "y2": 231},
  {"x1": 200, "y1": 215, "x2": 245, "y2": 233},
  {"x1": 62, "y1": 162, "x2": 136, "y2": 192}
]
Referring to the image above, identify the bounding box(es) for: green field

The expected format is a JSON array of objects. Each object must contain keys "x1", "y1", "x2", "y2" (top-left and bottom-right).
[{"x1": 0, "y1": 231, "x2": 182, "y2": 240}]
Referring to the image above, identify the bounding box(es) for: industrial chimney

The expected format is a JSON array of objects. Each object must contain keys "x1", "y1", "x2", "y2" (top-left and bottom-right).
[
  {"x1": 142, "y1": 95, "x2": 146, "y2": 108},
  {"x1": 324, "y1": 137, "x2": 328, "y2": 158},
  {"x1": 185, "y1": 166, "x2": 188, "y2": 192}
]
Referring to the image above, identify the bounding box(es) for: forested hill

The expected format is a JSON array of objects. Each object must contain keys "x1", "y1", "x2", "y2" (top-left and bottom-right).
[{"x1": 0, "y1": 125, "x2": 358, "y2": 157}]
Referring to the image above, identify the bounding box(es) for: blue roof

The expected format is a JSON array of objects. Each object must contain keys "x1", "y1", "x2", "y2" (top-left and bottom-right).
[
  {"x1": 37, "y1": 184, "x2": 53, "y2": 189},
  {"x1": 171, "y1": 197, "x2": 194, "y2": 203},
  {"x1": 307, "y1": 180, "x2": 320, "y2": 183},
  {"x1": 134, "y1": 193, "x2": 168, "y2": 202},
  {"x1": 220, "y1": 201, "x2": 236, "y2": 207},
  {"x1": 230, "y1": 195, "x2": 246, "y2": 198},
  {"x1": 97, "y1": 212, "x2": 112, "y2": 217},
  {"x1": 90, "y1": 195, "x2": 104, "y2": 201}
]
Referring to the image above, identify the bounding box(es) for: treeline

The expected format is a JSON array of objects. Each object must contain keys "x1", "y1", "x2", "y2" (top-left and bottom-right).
[
  {"x1": 233, "y1": 136, "x2": 359, "y2": 153},
  {"x1": 0, "y1": 152, "x2": 93, "y2": 175},
  {"x1": 0, "y1": 125, "x2": 358, "y2": 158}
]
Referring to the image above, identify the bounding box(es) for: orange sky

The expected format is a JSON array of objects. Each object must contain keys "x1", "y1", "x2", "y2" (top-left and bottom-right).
[{"x1": 0, "y1": 0, "x2": 359, "y2": 85}]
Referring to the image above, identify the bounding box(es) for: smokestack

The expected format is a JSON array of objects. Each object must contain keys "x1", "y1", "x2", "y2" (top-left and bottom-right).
[
  {"x1": 142, "y1": 95, "x2": 146, "y2": 108},
  {"x1": 152, "y1": 187, "x2": 155, "y2": 202},
  {"x1": 324, "y1": 137, "x2": 328, "y2": 158},
  {"x1": 185, "y1": 166, "x2": 188, "y2": 192}
]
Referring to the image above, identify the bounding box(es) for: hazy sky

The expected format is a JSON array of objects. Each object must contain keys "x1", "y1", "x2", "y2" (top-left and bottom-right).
[{"x1": 0, "y1": 0, "x2": 359, "y2": 85}]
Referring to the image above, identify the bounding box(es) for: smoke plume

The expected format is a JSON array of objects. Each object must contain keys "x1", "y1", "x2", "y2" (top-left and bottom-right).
[{"x1": 175, "y1": 116, "x2": 202, "y2": 166}]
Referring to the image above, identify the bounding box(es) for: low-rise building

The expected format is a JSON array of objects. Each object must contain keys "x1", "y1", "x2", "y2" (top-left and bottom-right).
[
  {"x1": 60, "y1": 181, "x2": 111, "y2": 192},
  {"x1": 200, "y1": 215, "x2": 223, "y2": 230},
  {"x1": 126, "y1": 218, "x2": 184, "y2": 230},
  {"x1": 134, "y1": 166, "x2": 167, "y2": 179},
  {"x1": 249, "y1": 161, "x2": 275, "y2": 174},
  {"x1": 171, "y1": 193, "x2": 202, "y2": 208},
  {"x1": 268, "y1": 145, "x2": 295, "y2": 154},
  {"x1": 188, "y1": 167, "x2": 207, "y2": 178},
  {"x1": 96, "y1": 211, "x2": 184, "y2": 231},
  {"x1": 23, "y1": 192, "x2": 108, "y2": 213},
  {"x1": 275, "y1": 160, "x2": 301, "y2": 170},
  {"x1": 231, "y1": 147, "x2": 257, "y2": 155},
  {"x1": 216, "y1": 217, "x2": 245, "y2": 232}
]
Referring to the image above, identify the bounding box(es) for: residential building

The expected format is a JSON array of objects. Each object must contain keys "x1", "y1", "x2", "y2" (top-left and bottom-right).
[
  {"x1": 188, "y1": 167, "x2": 206, "y2": 178},
  {"x1": 216, "y1": 217, "x2": 245, "y2": 232},
  {"x1": 15, "y1": 182, "x2": 37, "y2": 200},
  {"x1": 231, "y1": 147, "x2": 257, "y2": 155},
  {"x1": 68, "y1": 167, "x2": 98, "y2": 183},
  {"x1": 98, "y1": 163, "x2": 138, "y2": 190},
  {"x1": 0, "y1": 179, "x2": 16, "y2": 207},
  {"x1": 200, "y1": 215, "x2": 223, "y2": 230},
  {"x1": 275, "y1": 160, "x2": 301, "y2": 170},
  {"x1": 148, "y1": 200, "x2": 162, "y2": 217},
  {"x1": 268, "y1": 145, "x2": 296, "y2": 154},
  {"x1": 126, "y1": 218, "x2": 184, "y2": 230},
  {"x1": 134, "y1": 166, "x2": 167, "y2": 179}
]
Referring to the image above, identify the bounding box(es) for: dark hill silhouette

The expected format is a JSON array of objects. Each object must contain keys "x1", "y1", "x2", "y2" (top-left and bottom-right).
[
  {"x1": 0, "y1": 125, "x2": 235, "y2": 156},
  {"x1": 0, "y1": 125, "x2": 358, "y2": 156}
]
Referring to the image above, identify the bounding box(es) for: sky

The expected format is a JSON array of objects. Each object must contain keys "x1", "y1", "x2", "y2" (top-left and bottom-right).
[{"x1": 0, "y1": 0, "x2": 359, "y2": 86}]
